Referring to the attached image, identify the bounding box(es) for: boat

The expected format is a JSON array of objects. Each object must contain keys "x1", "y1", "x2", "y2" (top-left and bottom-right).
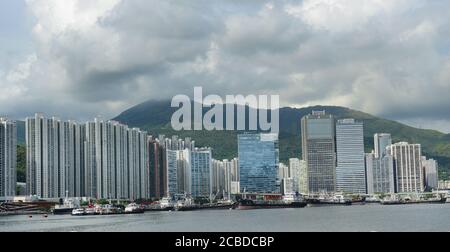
[
  {"x1": 237, "y1": 199, "x2": 307, "y2": 210},
  {"x1": 147, "y1": 197, "x2": 175, "y2": 211},
  {"x1": 98, "y1": 204, "x2": 123, "y2": 215},
  {"x1": 84, "y1": 207, "x2": 96, "y2": 215},
  {"x1": 365, "y1": 195, "x2": 381, "y2": 204},
  {"x1": 71, "y1": 208, "x2": 86, "y2": 216},
  {"x1": 125, "y1": 203, "x2": 144, "y2": 214},
  {"x1": 381, "y1": 196, "x2": 447, "y2": 205},
  {"x1": 52, "y1": 197, "x2": 80, "y2": 215},
  {"x1": 175, "y1": 199, "x2": 237, "y2": 211},
  {"x1": 307, "y1": 194, "x2": 352, "y2": 206}
]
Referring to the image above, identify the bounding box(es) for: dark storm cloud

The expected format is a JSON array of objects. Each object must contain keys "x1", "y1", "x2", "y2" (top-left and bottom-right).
[{"x1": 1, "y1": 0, "x2": 450, "y2": 132}]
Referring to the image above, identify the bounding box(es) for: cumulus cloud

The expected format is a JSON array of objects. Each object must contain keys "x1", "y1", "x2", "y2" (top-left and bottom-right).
[{"x1": 1, "y1": 0, "x2": 450, "y2": 132}]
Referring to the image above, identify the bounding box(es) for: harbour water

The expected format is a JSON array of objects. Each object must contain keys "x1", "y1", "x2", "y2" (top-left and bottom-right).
[{"x1": 1, "y1": 204, "x2": 449, "y2": 232}]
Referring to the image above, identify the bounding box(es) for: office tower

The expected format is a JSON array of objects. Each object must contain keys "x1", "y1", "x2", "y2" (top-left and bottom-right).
[
  {"x1": 336, "y1": 119, "x2": 366, "y2": 194},
  {"x1": 365, "y1": 152, "x2": 395, "y2": 194},
  {"x1": 366, "y1": 133, "x2": 395, "y2": 195},
  {"x1": 387, "y1": 142, "x2": 424, "y2": 193},
  {"x1": 374, "y1": 133, "x2": 392, "y2": 158},
  {"x1": 422, "y1": 157, "x2": 438, "y2": 190},
  {"x1": 26, "y1": 114, "x2": 84, "y2": 198},
  {"x1": 301, "y1": 111, "x2": 336, "y2": 193},
  {"x1": 191, "y1": 148, "x2": 212, "y2": 198},
  {"x1": 289, "y1": 158, "x2": 308, "y2": 194},
  {"x1": 0, "y1": 118, "x2": 17, "y2": 200},
  {"x1": 238, "y1": 133, "x2": 279, "y2": 193}
]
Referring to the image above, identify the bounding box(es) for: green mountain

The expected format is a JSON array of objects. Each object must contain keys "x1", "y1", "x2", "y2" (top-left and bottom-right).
[
  {"x1": 114, "y1": 100, "x2": 450, "y2": 180},
  {"x1": 14, "y1": 100, "x2": 450, "y2": 182}
]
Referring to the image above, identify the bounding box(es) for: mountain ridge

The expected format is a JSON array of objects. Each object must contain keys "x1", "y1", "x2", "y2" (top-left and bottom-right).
[
  {"x1": 113, "y1": 100, "x2": 450, "y2": 179},
  {"x1": 13, "y1": 100, "x2": 450, "y2": 181}
]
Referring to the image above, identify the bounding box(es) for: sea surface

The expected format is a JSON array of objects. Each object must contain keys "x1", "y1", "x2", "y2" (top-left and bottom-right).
[{"x1": 1, "y1": 204, "x2": 449, "y2": 232}]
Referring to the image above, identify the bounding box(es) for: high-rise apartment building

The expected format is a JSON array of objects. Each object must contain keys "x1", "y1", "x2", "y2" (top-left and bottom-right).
[
  {"x1": 387, "y1": 142, "x2": 424, "y2": 193},
  {"x1": 148, "y1": 137, "x2": 167, "y2": 199},
  {"x1": 27, "y1": 114, "x2": 149, "y2": 200},
  {"x1": 191, "y1": 148, "x2": 212, "y2": 198},
  {"x1": 212, "y1": 159, "x2": 233, "y2": 198},
  {"x1": 0, "y1": 118, "x2": 17, "y2": 200},
  {"x1": 26, "y1": 114, "x2": 85, "y2": 198},
  {"x1": 289, "y1": 158, "x2": 308, "y2": 194}
]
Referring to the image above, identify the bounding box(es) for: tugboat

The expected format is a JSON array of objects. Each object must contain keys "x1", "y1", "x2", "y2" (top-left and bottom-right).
[{"x1": 125, "y1": 203, "x2": 144, "y2": 214}]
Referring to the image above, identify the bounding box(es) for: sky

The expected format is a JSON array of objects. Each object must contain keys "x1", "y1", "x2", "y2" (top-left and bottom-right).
[{"x1": 0, "y1": 0, "x2": 450, "y2": 133}]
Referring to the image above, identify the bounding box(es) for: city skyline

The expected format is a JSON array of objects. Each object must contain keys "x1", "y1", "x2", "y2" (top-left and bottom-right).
[{"x1": 0, "y1": 108, "x2": 445, "y2": 203}]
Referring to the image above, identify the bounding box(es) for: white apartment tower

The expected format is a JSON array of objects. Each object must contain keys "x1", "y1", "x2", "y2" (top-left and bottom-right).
[
  {"x1": 387, "y1": 142, "x2": 424, "y2": 193},
  {"x1": 84, "y1": 119, "x2": 148, "y2": 200},
  {"x1": 26, "y1": 114, "x2": 85, "y2": 198},
  {"x1": 0, "y1": 117, "x2": 17, "y2": 200}
]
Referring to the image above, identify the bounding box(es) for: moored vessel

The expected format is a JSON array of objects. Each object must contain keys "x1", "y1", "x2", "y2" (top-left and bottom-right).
[
  {"x1": 125, "y1": 203, "x2": 144, "y2": 214},
  {"x1": 146, "y1": 197, "x2": 175, "y2": 211},
  {"x1": 306, "y1": 194, "x2": 352, "y2": 206},
  {"x1": 71, "y1": 208, "x2": 86, "y2": 216},
  {"x1": 237, "y1": 199, "x2": 307, "y2": 210},
  {"x1": 52, "y1": 197, "x2": 80, "y2": 215}
]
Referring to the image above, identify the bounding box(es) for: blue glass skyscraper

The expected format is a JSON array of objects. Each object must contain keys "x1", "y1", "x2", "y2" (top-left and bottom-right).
[{"x1": 238, "y1": 133, "x2": 279, "y2": 193}]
